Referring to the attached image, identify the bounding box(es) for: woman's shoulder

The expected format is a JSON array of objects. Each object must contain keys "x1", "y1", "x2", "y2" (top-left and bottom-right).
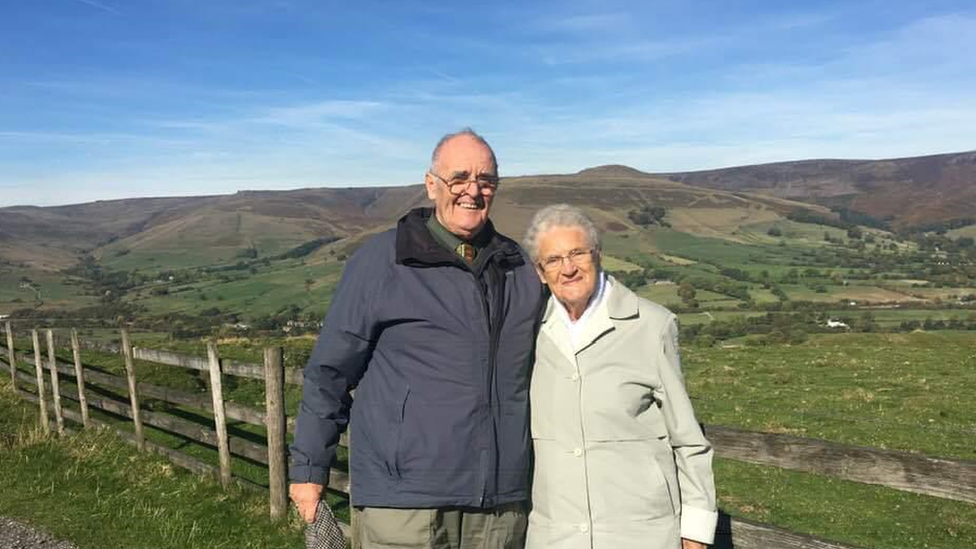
[{"x1": 607, "y1": 276, "x2": 677, "y2": 328}]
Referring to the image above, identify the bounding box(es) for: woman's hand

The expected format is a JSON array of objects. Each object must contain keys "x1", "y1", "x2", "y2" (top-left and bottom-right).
[{"x1": 681, "y1": 539, "x2": 708, "y2": 549}]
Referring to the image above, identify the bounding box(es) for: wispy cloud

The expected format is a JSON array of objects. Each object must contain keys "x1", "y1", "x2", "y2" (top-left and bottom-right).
[
  {"x1": 538, "y1": 35, "x2": 718, "y2": 65},
  {"x1": 255, "y1": 100, "x2": 388, "y2": 127},
  {"x1": 540, "y1": 12, "x2": 632, "y2": 33},
  {"x1": 73, "y1": 0, "x2": 120, "y2": 15},
  {"x1": 3, "y1": 2, "x2": 976, "y2": 207}
]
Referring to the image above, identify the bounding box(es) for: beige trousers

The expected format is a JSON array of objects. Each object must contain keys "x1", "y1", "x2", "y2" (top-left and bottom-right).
[{"x1": 353, "y1": 502, "x2": 527, "y2": 549}]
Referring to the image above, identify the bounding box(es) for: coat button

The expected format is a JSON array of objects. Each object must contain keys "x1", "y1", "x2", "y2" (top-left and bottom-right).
[
  {"x1": 579, "y1": 523, "x2": 589, "y2": 533},
  {"x1": 571, "y1": 372, "x2": 579, "y2": 381},
  {"x1": 573, "y1": 448, "x2": 583, "y2": 457}
]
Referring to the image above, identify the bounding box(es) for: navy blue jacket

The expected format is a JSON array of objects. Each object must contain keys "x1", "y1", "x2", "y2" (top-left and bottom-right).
[{"x1": 290, "y1": 208, "x2": 544, "y2": 508}]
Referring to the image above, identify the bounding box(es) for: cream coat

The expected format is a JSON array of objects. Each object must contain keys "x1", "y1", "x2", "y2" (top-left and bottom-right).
[{"x1": 526, "y1": 277, "x2": 717, "y2": 549}]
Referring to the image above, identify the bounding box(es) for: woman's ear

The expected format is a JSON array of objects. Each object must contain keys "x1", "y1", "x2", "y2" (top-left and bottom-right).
[{"x1": 534, "y1": 265, "x2": 548, "y2": 284}]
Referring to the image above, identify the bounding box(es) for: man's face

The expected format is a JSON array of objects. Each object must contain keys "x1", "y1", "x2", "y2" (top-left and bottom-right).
[
  {"x1": 535, "y1": 226, "x2": 601, "y2": 312},
  {"x1": 425, "y1": 135, "x2": 496, "y2": 240}
]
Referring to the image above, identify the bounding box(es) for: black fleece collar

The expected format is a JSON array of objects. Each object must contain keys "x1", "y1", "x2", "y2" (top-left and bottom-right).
[{"x1": 395, "y1": 207, "x2": 525, "y2": 271}]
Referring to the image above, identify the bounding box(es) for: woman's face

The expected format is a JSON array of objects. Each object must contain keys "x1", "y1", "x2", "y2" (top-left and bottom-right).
[{"x1": 535, "y1": 225, "x2": 600, "y2": 312}]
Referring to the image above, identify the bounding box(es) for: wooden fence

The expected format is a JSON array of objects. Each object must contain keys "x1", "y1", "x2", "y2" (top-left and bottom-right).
[{"x1": 2, "y1": 321, "x2": 975, "y2": 549}]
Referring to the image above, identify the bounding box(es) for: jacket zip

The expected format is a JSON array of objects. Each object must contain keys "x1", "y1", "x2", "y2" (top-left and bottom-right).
[{"x1": 469, "y1": 252, "x2": 505, "y2": 507}]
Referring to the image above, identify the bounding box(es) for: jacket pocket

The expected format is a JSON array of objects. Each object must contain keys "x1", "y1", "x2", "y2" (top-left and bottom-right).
[
  {"x1": 585, "y1": 440, "x2": 675, "y2": 521},
  {"x1": 385, "y1": 385, "x2": 410, "y2": 480},
  {"x1": 650, "y1": 443, "x2": 678, "y2": 516}
]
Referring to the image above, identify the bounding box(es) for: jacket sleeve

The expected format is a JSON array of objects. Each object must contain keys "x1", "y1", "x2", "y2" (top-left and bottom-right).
[
  {"x1": 288, "y1": 246, "x2": 382, "y2": 485},
  {"x1": 656, "y1": 315, "x2": 718, "y2": 544}
]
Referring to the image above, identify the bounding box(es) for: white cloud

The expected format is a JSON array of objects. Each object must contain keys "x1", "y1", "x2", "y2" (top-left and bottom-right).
[
  {"x1": 73, "y1": 0, "x2": 120, "y2": 15},
  {"x1": 4, "y1": 5, "x2": 976, "y2": 207},
  {"x1": 255, "y1": 100, "x2": 389, "y2": 127}
]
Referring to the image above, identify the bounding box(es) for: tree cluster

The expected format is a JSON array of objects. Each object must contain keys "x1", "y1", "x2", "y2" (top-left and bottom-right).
[{"x1": 628, "y1": 205, "x2": 668, "y2": 227}]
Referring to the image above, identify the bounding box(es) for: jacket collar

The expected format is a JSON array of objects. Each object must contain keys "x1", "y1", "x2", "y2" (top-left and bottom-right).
[
  {"x1": 395, "y1": 207, "x2": 524, "y2": 270},
  {"x1": 540, "y1": 275, "x2": 641, "y2": 358},
  {"x1": 606, "y1": 275, "x2": 641, "y2": 320},
  {"x1": 540, "y1": 275, "x2": 640, "y2": 326}
]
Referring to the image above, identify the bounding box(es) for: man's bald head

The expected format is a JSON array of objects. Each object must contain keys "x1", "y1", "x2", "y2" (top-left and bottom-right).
[{"x1": 429, "y1": 128, "x2": 498, "y2": 174}]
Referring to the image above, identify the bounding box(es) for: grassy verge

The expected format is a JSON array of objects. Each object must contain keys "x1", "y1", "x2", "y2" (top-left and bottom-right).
[
  {"x1": 683, "y1": 331, "x2": 976, "y2": 461},
  {"x1": 4, "y1": 345, "x2": 351, "y2": 522},
  {"x1": 6, "y1": 331, "x2": 974, "y2": 548},
  {"x1": 716, "y1": 458, "x2": 976, "y2": 548},
  {"x1": 0, "y1": 379, "x2": 308, "y2": 549}
]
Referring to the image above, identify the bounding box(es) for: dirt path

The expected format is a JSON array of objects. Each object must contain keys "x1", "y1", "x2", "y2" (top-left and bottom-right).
[{"x1": 0, "y1": 516, "x2": 77, "y2": 549}]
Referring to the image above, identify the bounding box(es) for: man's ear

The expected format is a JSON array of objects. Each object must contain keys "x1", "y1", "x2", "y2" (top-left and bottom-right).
[{"x1": 424, "y1": 173, "x2": 437, "y2": 201}]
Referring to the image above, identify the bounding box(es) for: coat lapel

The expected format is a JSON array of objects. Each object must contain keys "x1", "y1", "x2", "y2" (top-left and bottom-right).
[
  {"x1": 574, "y1": 277, "x2": 641, "y2": 356},
  {"x1": 540, "y1": 277, "x2": 643, "y2": 362},
  {"x1": 573, "y1": 298, "x2": 614, "y2": 355},
  {"x1": 540, "y1": 296, "x2": 576, "y2": 366},
  {"x1": 606, "y1": 276, "x2": 641, "y2": 322}
]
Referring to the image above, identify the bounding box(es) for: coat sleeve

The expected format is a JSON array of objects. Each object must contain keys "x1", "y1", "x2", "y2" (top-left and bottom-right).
[
  {"x1": 656, "y1": 314, "x2": 718, "y2": 544},
  {"x1": 288, "y1": 245, "x2": 383, "y2": 485}
]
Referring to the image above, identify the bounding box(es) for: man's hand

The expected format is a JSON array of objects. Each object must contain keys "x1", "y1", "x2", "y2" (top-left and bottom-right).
[
  {"x1": 681, "y1": 539, "x2": 708, "y2": 549},
  {"x1": 289, "y1": 482, "x2": 324, "y2": 523}
]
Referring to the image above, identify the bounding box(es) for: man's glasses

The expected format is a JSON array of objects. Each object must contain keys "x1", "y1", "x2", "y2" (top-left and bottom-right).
[
  {"x1": 538, "y1": 248, "x2": 595, "y2": 273},
  {"x1": 429, "y1": 171, "x2": 500, "y2": 196}
]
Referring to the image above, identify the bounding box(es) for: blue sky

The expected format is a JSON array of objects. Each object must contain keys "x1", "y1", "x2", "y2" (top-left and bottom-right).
[{"x1": 1, "y1": 0, "x2": 975, "y2": 207}]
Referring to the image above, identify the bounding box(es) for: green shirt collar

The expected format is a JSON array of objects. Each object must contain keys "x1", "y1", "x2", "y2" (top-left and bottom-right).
[
  {"x1": 426, "y1": 213, "x2": 464, "y2": 253},
  {"x1": 426, "y1": 213, "x2": 492, "y2": 263}
]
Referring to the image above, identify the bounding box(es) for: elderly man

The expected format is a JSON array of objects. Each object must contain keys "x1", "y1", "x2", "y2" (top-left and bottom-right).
[
  {"x1": 289, "y1": 129, "x2": 543, "y2": 549},
  {"x1": 523, "y1": 204, "x2": 717, "y2": 549}
]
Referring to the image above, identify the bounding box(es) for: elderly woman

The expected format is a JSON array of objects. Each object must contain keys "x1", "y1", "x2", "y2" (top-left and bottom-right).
[{"x1": 523, "y1": 205, "x2": 717, "y2": 549}]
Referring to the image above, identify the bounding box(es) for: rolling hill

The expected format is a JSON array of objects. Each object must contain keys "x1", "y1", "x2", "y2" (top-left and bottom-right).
[
  {"x1": 2, "y1": 150, "x2": 974, "y2": 318},
  {"x1": 661, "y1": 150, "x2": 976, "y2": 228}
]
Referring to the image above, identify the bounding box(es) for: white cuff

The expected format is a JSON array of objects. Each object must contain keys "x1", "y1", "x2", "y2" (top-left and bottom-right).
[{"x1": 680, "y1": 505, "x2": 718, "y2": 544}]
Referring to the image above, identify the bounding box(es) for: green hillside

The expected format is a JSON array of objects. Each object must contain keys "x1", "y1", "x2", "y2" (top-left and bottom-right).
[{"x1": 1, "y1": 163, "x2": 974, "y2": 339}]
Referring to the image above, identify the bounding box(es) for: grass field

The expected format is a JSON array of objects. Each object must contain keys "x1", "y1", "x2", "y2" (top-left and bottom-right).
[
  {"x1": 98, "y1": 210, "x2": 323, "y2": 273},
  {"x1": 736, "y1": 219, "x2": 850, "y2": 246},
  {"x1": 3, "y1": 331, "x2": 975, "y2": 548},
  {"x1": 636, "y1": 283, "x2": 682, "y2": 306},
  {"x1": 688, "y1": 331, "x2": 976, "y2": 547},
  {"x1": 893, "y1": 287, "x2": 976, "y2": 300},
  {"x1": 947, "y1": 225, "x2": 976, "y2": 240},
  {"x1": 823, "y1": 308, "x2": 976, "y2": 328},
  {"x1": 780, "y1": 283, "x2": 925, "y2": 304},
  {"x1": 714, "y1": 458, "x2": 976, "y2": 548},
  {"x1": 0, "y1": 266, "x2": 95, "y2": 311},
  {"x1": 130, "y1": 260, "x2": 345, "y2": 318},
  {"x1": 0, "y1": 378, "x2": 310, "y2": 549},
  {"x1": 600, "y1": 254, "x2": 643, "y2": 272},
  {"x1": 683, "y1": 332, "x2": 976, "y2": 461}
]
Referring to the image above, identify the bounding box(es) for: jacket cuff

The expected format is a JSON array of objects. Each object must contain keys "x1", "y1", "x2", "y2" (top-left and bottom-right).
[
  {"x1": 680, "y1": 505, "x2": 718, "y2": 544},
  {"x1": 288, "y1": 464, "x2": 330, "y2": 486}
]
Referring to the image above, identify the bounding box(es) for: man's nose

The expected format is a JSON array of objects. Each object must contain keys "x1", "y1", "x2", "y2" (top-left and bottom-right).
[{"x1": 457, "y1": 180, "x2": 481, "y2": 197}]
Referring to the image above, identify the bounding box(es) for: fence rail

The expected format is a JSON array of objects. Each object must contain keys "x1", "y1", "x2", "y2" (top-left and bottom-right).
[
  {"x1": 3, "y1": 321, "x2": 974, "y2": 549},
  {"x1": 707, "y1": 425, "x2": 976, "y2": 504}
]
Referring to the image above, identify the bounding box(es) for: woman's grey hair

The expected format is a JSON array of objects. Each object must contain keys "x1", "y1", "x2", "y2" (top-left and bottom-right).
[
  {"x1": 523, "y1": 204, "x2": 601, "y2": 262},
  {"x1": 430, "y1": 128, "x2": 498, "y2": 173}
]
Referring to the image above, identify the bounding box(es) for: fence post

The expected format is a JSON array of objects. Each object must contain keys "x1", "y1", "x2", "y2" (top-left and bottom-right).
[
  {"x1": 70, "y1": 329, "x2": 90, "y2": 428},
  {"x1": 206, "y1": 340, "x2": 232, "y2": 488},
  {"x1": 30, "y1": 329, "x2": 50, "y2": 434},
  {"x1": 5, "y1": 321, "x2": 15, "y2": 389},
  {"x1": 45, "y1": 329, "x2": 65, "y2": 435},
  {"x1": 264, "y1": 346, "x2": 287, "y2": 519},
  {"x1": 119, "y1": 325, "x2": 145, "y2": 451}
]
